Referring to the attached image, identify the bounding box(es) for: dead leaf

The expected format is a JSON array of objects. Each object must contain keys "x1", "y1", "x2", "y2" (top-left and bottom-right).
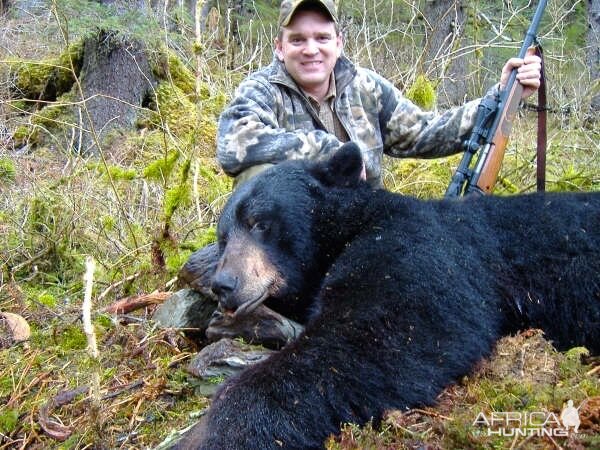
[{"x1": 0, "y1": 311, "x2": 31, "y2": 344}]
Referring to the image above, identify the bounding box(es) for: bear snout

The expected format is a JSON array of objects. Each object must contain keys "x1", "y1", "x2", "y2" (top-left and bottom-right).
[{"x1": 211, "y1": 271, "x2": 240, "y2": 312}]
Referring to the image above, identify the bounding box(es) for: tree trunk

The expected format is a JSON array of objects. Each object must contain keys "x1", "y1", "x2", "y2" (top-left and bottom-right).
[
  {"x1": 199, "y1": 0, "x2": 217, "y2": 33},
  {"x1": 70, "y1": 0, "x2": 157, "y2": 154},
  {"x1": 7, "y1": 0, "x2": 45, "y2": 17},
  {"x1": 588, "y1": 0, "x2": 600, "y2": 112},
  {"x1": 422, "y1": 0, "x2": 468, "y2": 107},
  {"x1": 96, "y1": 0, "x2": 148, "y2": 12},
  {"x1": 76, "y1": 29, "x2": 155, "y2": 154}
]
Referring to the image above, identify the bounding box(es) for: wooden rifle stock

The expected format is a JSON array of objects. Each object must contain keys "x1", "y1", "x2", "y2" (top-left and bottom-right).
[
  {"x1": 472, "y1": 59, "x2": 526, "y2": 194},
  {"x1": 445, "y1": 0, "x2": 547, "y2": 198}
]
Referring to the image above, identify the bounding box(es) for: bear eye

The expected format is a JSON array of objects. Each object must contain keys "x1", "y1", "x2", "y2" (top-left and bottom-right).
[{"x1": 251, "y1": 221, "x2": 270, "y2": 234}]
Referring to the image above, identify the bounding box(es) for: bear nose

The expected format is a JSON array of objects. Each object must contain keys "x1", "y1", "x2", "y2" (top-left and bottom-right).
[{"x1": 211, "y1": 271, "x2": 238, "y2": 305}]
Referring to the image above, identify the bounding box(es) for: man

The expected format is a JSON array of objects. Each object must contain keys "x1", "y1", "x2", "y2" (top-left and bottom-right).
[
  {"x1": 179, "y1": 0, "x2": 542, "y2": 344},
  {"x1": 216, "y1": 0, "x2": 542, "y2": 187}
]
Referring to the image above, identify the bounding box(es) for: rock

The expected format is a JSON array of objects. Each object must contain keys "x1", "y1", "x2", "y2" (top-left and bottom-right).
[
  {"x1": 186, "y1": 338, "x2": 274, "y2": 380},
  {"x1": 152, "y1": 288, "x2": 216, "y2": 333}
]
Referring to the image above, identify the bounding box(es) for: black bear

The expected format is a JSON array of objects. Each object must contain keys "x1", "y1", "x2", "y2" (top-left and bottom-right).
[{"x1": 174, "y1": 143, "x2": 600, "y2": 449}]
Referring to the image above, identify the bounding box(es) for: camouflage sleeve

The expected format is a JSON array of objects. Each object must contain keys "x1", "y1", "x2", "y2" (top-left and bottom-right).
[
  {"x1": 381, "y1": 81, "x2": 500, "y2": 159},
  {"x1": 216, "y1": 77, "x2": 341, "y2": 177}
]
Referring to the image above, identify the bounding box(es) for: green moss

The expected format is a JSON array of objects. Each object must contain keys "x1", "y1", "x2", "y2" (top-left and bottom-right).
[
  {"x1": 192, "y1": 226, "x2": 217, "y2": 250},
  {"x1": 559, "y1": 346, "x2": 589, "y2": 378},
  {"x1": 191, "y1": 41, "x2": 203, "y2": 56},
  {"x1": 142, "y1": 149, "x2": 180, "y2": 181},
  {"x1": 101, "y1": 215, "x2": 116, "y2": 232},
  {"x1": 578, "y1": 377, "x2": 600, "y2": 397},
  {"x1": 54, "y1": 40, "x2": 84, "y2": 93},
  {"x1": 153, "y1": 82, "x2": 198, "y2": 137},
  {"x1": 326, "y1": 421, "x2": 392, "y2": 449},
  {"x1": 166, "y1": 51, "x2": 196, "y2": 96},
  {"x1": 197, "y1": 162, "x2": 232, "y2": 204},
  {"x1": 12, "y1": 59, "x2": 55, "y2": 98},
  {"x1": 551, "y1": 164, "x2": 593, "y2": 192},
  {"x1": 37, "y1": 292, "x2": 57, "y2": 308},
  {"x1": 405, "y1": 74, "x2": 436, "y2": 110},
  {"x1": 85, "y1": 161, "x2": 137, "y2": 181},
  {"x1": 0, "y1": 158, "x2": 16, "y2": 183},
  {"x1": 96, "y1": 312, "x2": 113, "y2": 326},
  {"x1": 165, "y1": 251, "x2": 190, "y2": 274},
  {"x1": 198, "y1": 89, "x2": 227, "y2": 118},
  {"x1": 58, "y1": 324, "x2": 88, "y2": 351},
  {"x1": 32, "y1": 101, "x2": 70, "y2": 129},
  {"x1": 164, "y1": 159, "x2": 192, "y2": 220},
  {"x1": 0, "y1": 375, "x2": 14, "y2": 397},
  {"x1": 10, "y1": 41, "x2": 82, "y2": 100},
  {"x1": 106, "y1": 166, "x2": 137, "y2": 181},
  {"x1": 12, "y1": 125, "x2": 33, "y2": 146},
  {"x1": 27, "y1": 91, "x2": 79, "y2": 150},
  {"x1": 385, "y1": 157, "x2": 455, "y2": 198},
  {"x1": 0, "y1": 409, "x2": 19, "y2": 434}
]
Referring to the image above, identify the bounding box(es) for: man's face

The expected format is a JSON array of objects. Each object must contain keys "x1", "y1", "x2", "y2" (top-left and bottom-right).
[{"x1": 275, "y1": 9, "x2": 342, "y2": 97}]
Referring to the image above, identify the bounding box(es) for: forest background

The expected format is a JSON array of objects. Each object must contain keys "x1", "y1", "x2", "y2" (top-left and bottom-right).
[{"x1": 0, "y1": 0, "x2": 599, "y2": 449}]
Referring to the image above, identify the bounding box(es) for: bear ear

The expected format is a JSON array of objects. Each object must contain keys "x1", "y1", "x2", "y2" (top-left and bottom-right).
[{"x1": 312, "y1": 142, "x2": 365, "y2": 188}]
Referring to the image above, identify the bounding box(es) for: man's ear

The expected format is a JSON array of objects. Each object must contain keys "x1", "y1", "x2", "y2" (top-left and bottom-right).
[
  {"x1": 312, "y1": 143, "x2": 365, "y2": 188},
  {"x1": 336, "y1": 33, "x2": 343, "y2": 58},
  {"x1": 274, "y1": 38, "x2": 284, "y2": 61}
]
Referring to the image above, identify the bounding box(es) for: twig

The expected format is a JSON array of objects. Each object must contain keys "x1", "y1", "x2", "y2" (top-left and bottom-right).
[
  {"x1": 97, "y1": 272, "x2": 142, "y2": 301},
  {"x1": 407, "y1": 408, "x2": 454, "y2": 421},
  {"x1": 9, "y1": 248, "x2": 50, "y2": 275},
  {"x1": 83, "y1": 257, "x2": 98, "y2": 360},
  {"x1": 38, "y1": 386, "x2": 90, "y2": 441},
  {"x1": 82, "y1": 255, "x2": 102, "y2": 431},
  {"x1": 585, "y1": 365, "x2": 600, "y2": 376},
  {"x1": 102, "y1": 379, "x2": 145, "y2": 400},
  {"x1": 544, "y1": 433, "x2": 563, "y2": 450}
]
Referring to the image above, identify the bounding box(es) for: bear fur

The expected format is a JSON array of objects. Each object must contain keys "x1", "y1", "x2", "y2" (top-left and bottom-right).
[{"x1": 174, "y1": 143, "x2": 600, "y2": 449}]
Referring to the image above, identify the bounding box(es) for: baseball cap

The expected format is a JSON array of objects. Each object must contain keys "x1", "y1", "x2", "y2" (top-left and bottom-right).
[{"x1": 278, "y1": 0, "x2": 338, "y2": 28}]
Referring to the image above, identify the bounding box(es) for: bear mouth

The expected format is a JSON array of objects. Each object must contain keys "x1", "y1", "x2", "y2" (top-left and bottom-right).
[{"x1": 226, "y1": 289, "x2": 270, "y2": 318}]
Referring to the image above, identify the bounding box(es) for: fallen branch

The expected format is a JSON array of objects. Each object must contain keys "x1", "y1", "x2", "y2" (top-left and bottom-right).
[
  {"x1": 38, "y1": 386, "x2": 90, "y2": 441},
  {"x1": 103, "y1": 291, "x2": 170, "y2": 314}
]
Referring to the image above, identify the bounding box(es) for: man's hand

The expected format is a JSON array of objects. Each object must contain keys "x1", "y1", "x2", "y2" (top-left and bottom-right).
[{"x1": 499, "y1": 53, "x2": 542, "y2": 99}]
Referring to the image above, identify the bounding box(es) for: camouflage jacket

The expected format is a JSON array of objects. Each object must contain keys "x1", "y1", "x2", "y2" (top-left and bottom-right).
[{"x1": 217, "y1": 55, "x2": 497, "y2": 187}]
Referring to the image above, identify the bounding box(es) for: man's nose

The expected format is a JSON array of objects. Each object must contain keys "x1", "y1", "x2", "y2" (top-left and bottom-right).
[{"x1": 303, "y1": 39, "x2": 319, "y2": 55}]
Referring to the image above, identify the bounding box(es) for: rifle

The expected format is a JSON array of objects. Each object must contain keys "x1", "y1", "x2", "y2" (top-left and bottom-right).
[{"x1": 445, "y1": 0, "x2": 547, "y2": 198}]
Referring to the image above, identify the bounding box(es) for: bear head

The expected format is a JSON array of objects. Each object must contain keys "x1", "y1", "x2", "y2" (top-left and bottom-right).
[{"x1": 211, "y1": 142, "x2": 366, "y2": 320}]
